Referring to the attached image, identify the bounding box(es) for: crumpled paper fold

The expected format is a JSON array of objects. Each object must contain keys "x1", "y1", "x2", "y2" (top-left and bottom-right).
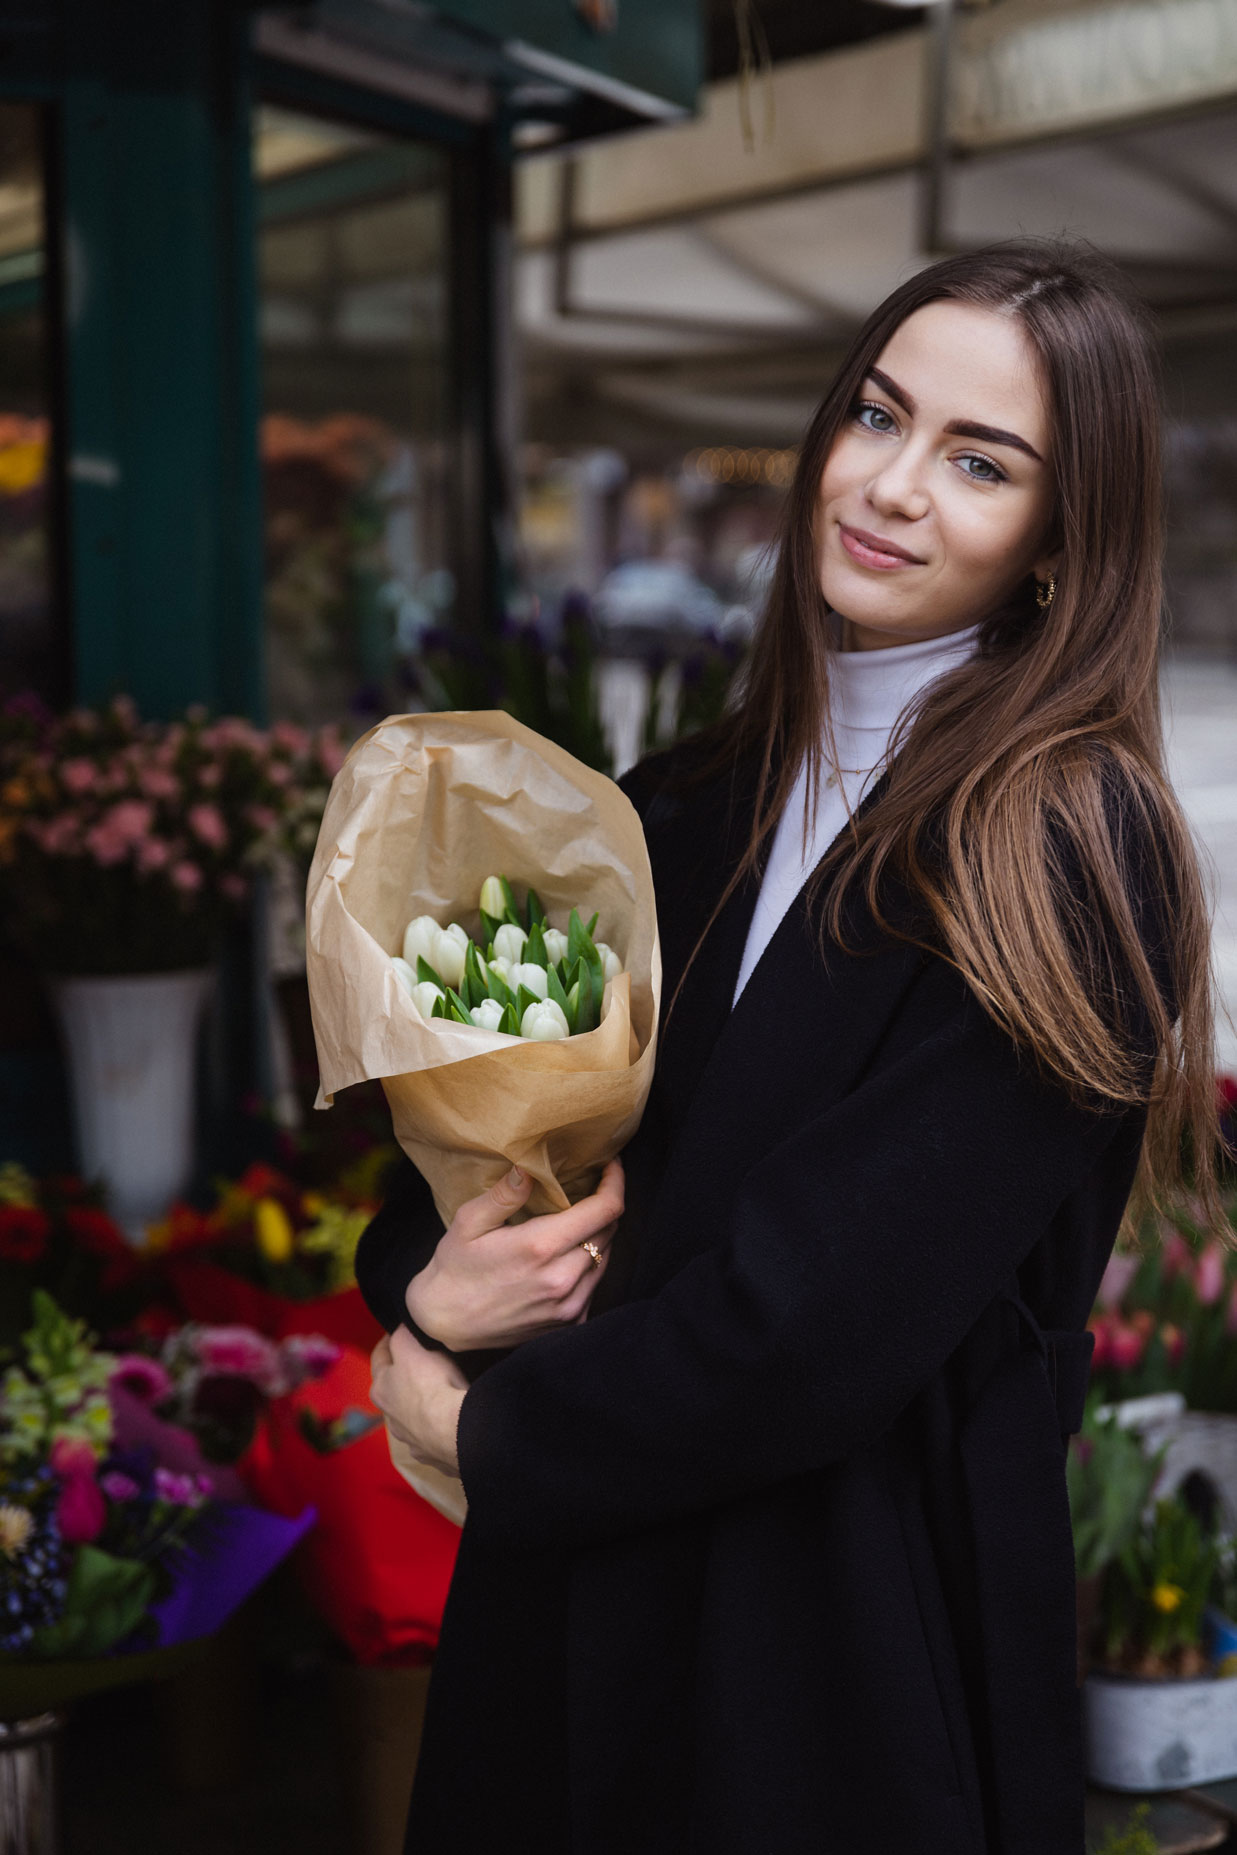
[{"x1": 304, "y1": 710, "x2": 661, "y2": 1524}]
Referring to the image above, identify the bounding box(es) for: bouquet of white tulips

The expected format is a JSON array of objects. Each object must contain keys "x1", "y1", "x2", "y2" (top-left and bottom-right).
[
  {"x1": 393, "y1": 876, "x2": 624, "y2": 1046},
  {"x1": 305, "y1": 709, "x2": 660, "y2": 1230}
]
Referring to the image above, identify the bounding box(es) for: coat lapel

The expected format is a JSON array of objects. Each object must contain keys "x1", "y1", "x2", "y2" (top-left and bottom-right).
[{"x1": 629, "y1": 758, "x2": 930, "y2": 1294}]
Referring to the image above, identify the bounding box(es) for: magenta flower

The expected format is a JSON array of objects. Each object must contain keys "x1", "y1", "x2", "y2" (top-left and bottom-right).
[
  {"x1": 138, "y1": 765, "x2": 180, "y2": 800},
  {"x1": 57, "y1": 1474, "x2": 107, "y2": 1543},
  {"x1": 100, "y1": 1470, "x2": 140, "y2": 1502},
  {"x1": 109, "y1": 1353, "x2": 174, "y2": 1407},
  {"x1": 194, "y1": 1325, "x2": 287, "y2": 1396},
  {"x1": 49, "y1": 1435, "x2": 98, "y2": 1480},
  {"x1": 1109, "y1": 1322, "x2": 1149, "y2": 1372},
  {"x1": 281, "y1": 1333, "x2": 342, "y2": 1381},
  {"x1": 154, "y1": 1466, "x2": 207, "y2": 1507}
]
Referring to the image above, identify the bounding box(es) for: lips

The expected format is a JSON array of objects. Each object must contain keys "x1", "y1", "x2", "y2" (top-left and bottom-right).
[{"x1": 838, "y1": 524, "x2": 925, "y2": 570}]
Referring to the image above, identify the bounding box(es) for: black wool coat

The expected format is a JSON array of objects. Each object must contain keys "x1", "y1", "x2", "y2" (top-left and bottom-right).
[{"x1": 354, "y1": 741, "x2": 1172, "y2": 1855}]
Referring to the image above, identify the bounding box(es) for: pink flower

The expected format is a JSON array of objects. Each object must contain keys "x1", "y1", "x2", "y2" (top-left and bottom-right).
[
  {"x1": 154, "y1": 1466, "x2": 207, "y2": 1507},
  {"x1": 84, "y1": 822, "x2": 129, "y2": 866},
  {"x1": 57, "y1": 1474, "x2": 107, "y2": 1543},
  {"x1": 138, "y1": 765, "x2": 180, "y2": 800},
  {"x1": 194, "y1": 1325, "x2": 287, "y2": 1395},
  {"x1": 267, "y1": 761, "x2": 291, "y2": 786},
  {"x1": 1096, "y1": 1251, "x2": 1139, "y2": 1311},
  {"x1": 271, "y1": 721, "x2": 309, "y2": 755},
  {"x1": 246, "y1": 805, "x2": 278, "y2": 833},
  {"x1": 197, "y1": 762, "x2": 222, "y2": 789},
  {"x1": 108, "y1": 1353, "x2": 174, "y2": 1406},
  {"x1": 100, "y1": 1470, "x2": 140, "y2": 1501},
  {"x1": 50, "y1": 1435, "x2": 98, "y2": 1480},
  {"x1": 317, "y1": 729, "x2": 345, "y2": 778},
  {"x1": 137, "y1": 837, "x2": 172, "y2": 872},
  {"x1": 187, "y1": 802, "x2": 226, "y2": 849},
  {"x1": 220, "y1": 873, "x2": 247, "y2": 902},
  {"x1": 170, "y1": 860, "x2": 203, "y2": 893},
  {"x1": 1162, "y1": 1229, "x2": 1194, "y2": 1278},
  {"x1": 33, "y1": 817, "x2": 80, "y2": 856},
  {"x1": 61, "y1": 758, "x2": 97, "y2": 794},
  {"x1": 1109, "y1": 1321, "x2": 1149, "y2": 1372},
  {"x1": 1161, "y1": 1322, "x2": 1186, "y2": 1368},
  {"x1": 1196, "y1": 1241, "x2": 1227, "y2": 1307},
  {"x1": 104, "y1": 799, "x2": 154, "y2": 843},
  {"x1": 281, "y1": 1333, "x2": 341, "y2": 1381}
]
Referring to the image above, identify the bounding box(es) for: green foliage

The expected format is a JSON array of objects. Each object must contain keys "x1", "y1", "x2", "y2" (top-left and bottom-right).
[
  {"x1": 1101, "y1": 1495, "x2": 1221, "y2": 1664},
  {"x1": 1067, "y1": 1393, "x2": 1165, "y2": 1580},
  {"x1": 25, "y1": 1546, "x2": 156, "y2": 1660},
  {"x1": 1090, "y1": 1800, "x2": 1157, "y2": 1855}
]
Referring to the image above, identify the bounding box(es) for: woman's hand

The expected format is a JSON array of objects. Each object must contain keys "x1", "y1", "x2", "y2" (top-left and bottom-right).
[
  {"x1": 370, "y1": 1326, "x2": 469, "y2": 1478},
  {"x1": 405, "y1": 1157, "x2": 625, "y2": 1353}
]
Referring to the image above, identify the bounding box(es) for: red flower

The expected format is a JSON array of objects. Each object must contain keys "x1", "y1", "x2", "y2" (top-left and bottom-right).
[
  {"x1": 236, "y1": 1162, "x2": 295, "y2": 1202},
  {"x1": 0, "y1": 1204, "x2": 50, "y2": 1263},
  {"x1": 64, "y1": 1204, "x2": 128, "y2": 1257}
]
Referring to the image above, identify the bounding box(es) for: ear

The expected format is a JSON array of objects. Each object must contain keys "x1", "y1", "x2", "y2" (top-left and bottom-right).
[{"x1": 1031, "y1": 545, "x2": 1062, "y2": 584}]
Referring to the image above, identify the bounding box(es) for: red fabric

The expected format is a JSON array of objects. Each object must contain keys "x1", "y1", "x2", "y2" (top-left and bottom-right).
[
  {"x1": 166, "y1": 1259, "x2": 383, "y2": 1351},
  {"x1": 236, "y1": 1344, "x2": 459, "y2": 1665}
]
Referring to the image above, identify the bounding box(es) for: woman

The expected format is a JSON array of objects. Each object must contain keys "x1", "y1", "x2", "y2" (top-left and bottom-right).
[{"x1": 361, "y1": 242, "x2": 1228, "y2": 1854}]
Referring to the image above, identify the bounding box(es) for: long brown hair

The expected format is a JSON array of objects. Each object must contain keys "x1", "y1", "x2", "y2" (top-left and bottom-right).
[{"x1": 694, "y1": 240, "x2": 1230, "y2": 1243}]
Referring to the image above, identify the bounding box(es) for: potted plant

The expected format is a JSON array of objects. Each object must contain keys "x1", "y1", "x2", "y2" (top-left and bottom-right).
[
  {"x1": 1068, "y1": 1393, "x2": 1166, "y2": 1683},
  {"x1": 0, "y1": 696, "x2": 323, "y2": 1237},
  {"x1": 1082, "y1": 1492, "x2": 1237, "y2": 1789}
]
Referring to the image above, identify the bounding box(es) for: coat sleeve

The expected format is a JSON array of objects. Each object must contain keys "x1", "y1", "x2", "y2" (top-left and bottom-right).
[
  {"x1": 454, "y1": 959, "x2": 1140, "y2": 1550},
  {"x1": 455, "y1": 784, "x2": 1176, "y2": 1551}
]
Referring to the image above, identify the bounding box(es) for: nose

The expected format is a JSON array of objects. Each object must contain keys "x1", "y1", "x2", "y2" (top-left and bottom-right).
[{"x1": 864, "y1": 443, "x2": 931, "y2": 523}]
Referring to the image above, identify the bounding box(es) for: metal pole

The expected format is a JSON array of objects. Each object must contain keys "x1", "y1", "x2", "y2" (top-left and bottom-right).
[{"x1": 920, "y1": 0, "x2": 956, "y2": 256}]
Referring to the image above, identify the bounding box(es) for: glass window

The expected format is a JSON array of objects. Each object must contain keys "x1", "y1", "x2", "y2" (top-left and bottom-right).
[
  {"x1": 0, "y1": 104, "x2": 58, "y2": 703},
  {"x1": 254, "y1": 104, "x2": 454, "y2": 727}
]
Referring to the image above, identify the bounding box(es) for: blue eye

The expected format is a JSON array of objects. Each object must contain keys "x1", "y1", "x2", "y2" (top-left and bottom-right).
[
  {"x1": 957, "y1": 452, "x2": 1006, "y2": 484},
  {"x1": 853, "y1": 399, "x2": 897, "y2": 435}
]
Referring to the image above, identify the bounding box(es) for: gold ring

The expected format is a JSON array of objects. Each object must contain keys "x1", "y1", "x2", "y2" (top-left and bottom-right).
[{"x1": 580, "y1": 1240, "x2": 602, "y2": 1270}]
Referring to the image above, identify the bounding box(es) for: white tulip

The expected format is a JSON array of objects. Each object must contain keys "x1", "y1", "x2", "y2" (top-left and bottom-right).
[
  {"x1": 402, "y1": 915, "x2": 443, "y2": 971},
  {"x1": 511, "y1": 962, "x2": 548, "y2": 1000},
  {"x1": 479, "y1": 876, "x2": 505, "y2": 919},
  {"x1": 470, "y1": 997, "x2": 507, "y2": 1032},
  {"x1": 410, "y1": 981, "x2": 444, "y2": 1020},
  {"x1": 493, "y1": 923, "x2": 527, "y2": 964},
  {"x1": 437, "y1": 923, "x2": 469, "y2": 988},
  {"x1": 521, "y1": 999, "x2": 569, "y2": 1041},
  {"x1": 543, "y1": 927, "x2": 569, "y2": 966},
  {"x1": 391, "y1": 956, "x2": 417, "y2": 997},
  {"x1": 595, "y1": 942, "x2": 623, "y2": 983},
  {"x1": 487, "y1": 954, "x2": 514, "y2": 985}
]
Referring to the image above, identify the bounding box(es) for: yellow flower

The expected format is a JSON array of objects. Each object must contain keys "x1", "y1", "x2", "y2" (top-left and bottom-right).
[
  {"x1": 0, "y1": 777, "x2": 31, "y2": 810},
  {"x1": 255, "y1": 1196, "x2": 295, "y2": 1264},
  {"x1": 142, "y1": 1216, "x2": 173, "y2": 1254},
  {"x1": 1151, "y1": 1581, "x2": 1186, "y2": 1614},
  {"x1": 0, "y1": 1162, "x2": 37, "y2": 1208},
  {"x1": 0, "y1": 439, "x2": 45, "y2": 495},
  {"x1": 300, "y1": 1191, "x2": 326, "y2": 1218}
]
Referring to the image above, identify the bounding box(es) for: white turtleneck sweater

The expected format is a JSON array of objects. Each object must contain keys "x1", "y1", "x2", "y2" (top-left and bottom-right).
[{"x1": 732, "y1": 619, "x2": 983, "y2": 1006}]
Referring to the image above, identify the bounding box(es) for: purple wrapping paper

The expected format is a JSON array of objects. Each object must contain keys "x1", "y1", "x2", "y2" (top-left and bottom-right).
[{"x1": 131, "y1": 1502, "x2": 317, "y2": 1650}]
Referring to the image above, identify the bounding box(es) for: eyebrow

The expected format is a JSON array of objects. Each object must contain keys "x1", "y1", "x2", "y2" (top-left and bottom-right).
[{"x1": 866, "y1": 366, "x2": 1044, "y2": 464}]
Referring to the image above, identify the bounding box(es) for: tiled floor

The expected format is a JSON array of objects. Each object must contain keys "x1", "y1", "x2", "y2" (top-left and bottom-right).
[{"x1": 1162, "y1": 651, "x2": 1237, "y2": 1075}]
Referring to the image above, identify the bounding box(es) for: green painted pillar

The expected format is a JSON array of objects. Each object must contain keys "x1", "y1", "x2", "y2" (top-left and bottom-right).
[{"x1": 60, "y1": 0, "x2": 264, "y2": 721}]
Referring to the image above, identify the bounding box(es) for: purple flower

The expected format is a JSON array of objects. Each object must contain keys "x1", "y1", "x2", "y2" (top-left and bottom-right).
[
  {"x1": 100, "y1": 1471, "x2": 140, "y2": 1502},
  {"x1": 280, "y1": 1333, "x2": 342, "y2": 1382},
  {"x1": 154, "y1": 1467, "x2": 207, "y2": 1508}
]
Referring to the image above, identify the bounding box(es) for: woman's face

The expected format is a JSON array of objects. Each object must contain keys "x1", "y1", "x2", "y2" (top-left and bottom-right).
[{"x1": 818, "y1": 301, "x2": 1059, "y2": 651}]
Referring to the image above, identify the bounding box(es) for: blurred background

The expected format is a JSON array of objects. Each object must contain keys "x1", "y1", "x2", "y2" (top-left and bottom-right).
[{"x1": 4, "y1": 6, "x2": 1237, "y2": 1851}]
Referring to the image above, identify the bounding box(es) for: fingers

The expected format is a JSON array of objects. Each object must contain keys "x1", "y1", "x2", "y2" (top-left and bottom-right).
[{"x1": 453, "y1": 1164, "x2": 534, "y2": 1240}]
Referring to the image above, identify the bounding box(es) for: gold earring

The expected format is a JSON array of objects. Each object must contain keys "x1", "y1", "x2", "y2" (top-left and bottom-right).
[{"x1": 1035, "y1": 572, "x2": 1057, "y2": 611}]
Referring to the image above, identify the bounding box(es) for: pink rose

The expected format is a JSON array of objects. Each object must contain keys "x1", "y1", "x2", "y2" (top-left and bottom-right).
[
  {"x1": 108, "y1": 1353, "x2": 174, "y2": 1406},
  {"x1": 187, "y1": 802, "x2": 227, "y2": 849},
  {"x1": 1196, "y1": 1241, "x2": 1227, "y2": 1307},
  {"x1": 61, "y1": 758, "x2": 97, "y2": 794},
  {"x1": 84, "y1": 822, "x2": 129, "y2": 866},
  {"x1": 57, "y1": 1474, "x2": 107, "y2": 1543},
  {"x1": 171, "y1": 860, "x2": 203, "y2": 893}
]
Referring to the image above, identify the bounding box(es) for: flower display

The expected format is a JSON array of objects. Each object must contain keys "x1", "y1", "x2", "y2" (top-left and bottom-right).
[
  {"x1": 0, "y1": 693, "x2": 342, "y2": 974},
  {"x1": 392, "y1": 876, "x2": 625, "y2": 1042}
]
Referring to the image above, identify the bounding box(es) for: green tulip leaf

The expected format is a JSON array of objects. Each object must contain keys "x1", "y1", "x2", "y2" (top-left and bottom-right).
[
  {"x1": 479, "y1": 909, "x2": 504, "y2": 950},
  {"x1": 499, "y1": 877, "x2": 523, "y2": 929},
  {"x1": 415, "y1": 955, "x2": 445, "y2": 990},
  {"x1": 525, "y1": 886, "x2": 547, "y2": 931},
  {"x1": 546, "y1": 964, "x2": 571, "y2": 1021},
  {"x1": 524, "y1": 921, "x2": 549, "y2": 969}
]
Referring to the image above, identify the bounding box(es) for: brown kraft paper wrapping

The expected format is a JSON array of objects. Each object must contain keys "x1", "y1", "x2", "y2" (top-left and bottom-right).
[{"x1": 304, "y1": 710, "x2": 662, "y2": 1525}]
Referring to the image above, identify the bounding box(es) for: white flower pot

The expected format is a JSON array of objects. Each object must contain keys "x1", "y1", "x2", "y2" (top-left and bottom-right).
[
  {"x1": 1084, "y1": 1669, "x2": 1237, "y2": 1790},
  {"x1": 50, "y1": 968, "x2": 214, "y2": 1243}
]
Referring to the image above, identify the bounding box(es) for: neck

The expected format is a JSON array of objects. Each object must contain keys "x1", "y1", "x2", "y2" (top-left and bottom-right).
[{"x1": 835, "y1": 612, "x2": 979, "y2": 653}]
